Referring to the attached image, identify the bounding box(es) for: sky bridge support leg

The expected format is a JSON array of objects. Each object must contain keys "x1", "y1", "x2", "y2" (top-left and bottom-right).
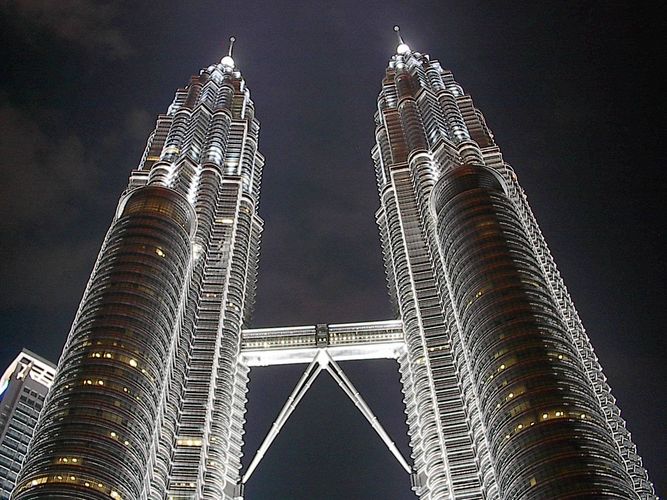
[
  {"x1": 242, "y1": 350, "x2": 413, "y2": 488},
  {"x1": 242, "y1": 356, "x2": 323, "y2": 484},
  {"x1": 323, "y1": 354, "x2": 412, "y2": 474}
]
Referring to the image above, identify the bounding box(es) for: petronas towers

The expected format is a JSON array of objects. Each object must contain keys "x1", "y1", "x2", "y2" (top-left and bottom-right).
[{"x1": 12, "y1": 31, "x2": 654, "y2": 500}]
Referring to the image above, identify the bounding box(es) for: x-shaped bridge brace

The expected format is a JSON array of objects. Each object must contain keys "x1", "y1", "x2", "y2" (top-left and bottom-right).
[{"x1": 239, "y1": 320, "x2": 413, "y2": 489}]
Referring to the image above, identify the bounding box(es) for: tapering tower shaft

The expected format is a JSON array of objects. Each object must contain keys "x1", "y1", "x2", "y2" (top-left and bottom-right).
[
  {"x1": 136, "y1": 50, "x2": 264, "y2": 500},
  {"x1": 374, "y1": 40, "x2": 492, "y2": 500},
  {"x1": 374, "y1": 34, "x2": 655, "y2": 499},
  {"x1": 431, "y1": 165, "x2": 636, "y2": 498},
  {"x1": 13, "y1": 185, "x2": 196, "y2": 500},
  {"x1": 14, "y1": 47, "x2": 264, "y2": 500}
]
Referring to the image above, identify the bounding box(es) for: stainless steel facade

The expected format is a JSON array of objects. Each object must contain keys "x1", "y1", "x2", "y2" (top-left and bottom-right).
[
  {"x1": 13, "y1": 50, "x2": 264, "y2": 500},
  {"x1": 373, "y1": 33, "x2": 655, "y2": 498},
  {"x1": 12, "y1": 34, "x2": 656, "y2": 500}
]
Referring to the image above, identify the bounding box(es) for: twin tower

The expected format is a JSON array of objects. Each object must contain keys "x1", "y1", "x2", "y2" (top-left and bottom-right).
[{"x1": 13, "y1": 34, "x2": 655, "y2": 499}]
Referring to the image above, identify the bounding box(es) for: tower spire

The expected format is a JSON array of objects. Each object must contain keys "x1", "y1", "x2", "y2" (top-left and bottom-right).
[
  {"x1": 393, "y1": 25, "x2": 404, "y2": 45},
  {"x1": 221, "y1": 36, "x2": 236, "y2": 68},
  {"x1": 393, "y1": 25, "x2": 410, "y2": 55}
]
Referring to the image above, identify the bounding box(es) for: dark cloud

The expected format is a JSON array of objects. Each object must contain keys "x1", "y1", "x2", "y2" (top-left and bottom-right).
[
  {"x1": 0, "y1": 103, "x2": 101, "y2": 308},
  {"x1": 0, "y1": 104, "x2": 93, "y2": 230},
  {"x1": 123, "y1": 109, "x2": 153, "y2": 143},
  {"x1": 1, "y1": 0, "x2": 131, "y2": 58},
  {"x1": 0, "y1": 233, "x2": 101, "y2": 310},
  {"x1": 0, "y1": 103, "x2": 151, "y2": 309}
]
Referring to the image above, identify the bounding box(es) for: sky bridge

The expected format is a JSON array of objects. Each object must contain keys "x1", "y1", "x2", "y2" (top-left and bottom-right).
[
  {"x1": 238, "y1": 319, "x2": 414, "y2": 492},
  {"x1": 240, "y1": 319, "x2": 406, "y2": 366}
]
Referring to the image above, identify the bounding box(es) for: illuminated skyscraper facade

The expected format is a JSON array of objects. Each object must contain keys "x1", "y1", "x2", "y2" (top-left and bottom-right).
[
  {"x1": 371, "y1": 30, "x2": 655, "y2": 499},
  {"x1": 14, "y1": 44, "x2": 264, "y2": 500},
  {"x1": 12, "y1": 33, "x2": 655, "y2": 500}
]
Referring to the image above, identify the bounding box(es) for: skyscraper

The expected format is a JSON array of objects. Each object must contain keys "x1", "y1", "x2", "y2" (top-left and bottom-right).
[
  {"x1": 13, "y1": 32, "x2": 655, "y2": 500},
  {"x1": 13, "y1": 40, "x2": 264, "y2": 500},
  {"x1": 369, "y1": 28, "x2": 655, "y2": 499},
  {"x1": 0, "y1": 350, "x2": 55, "y2": 498}
]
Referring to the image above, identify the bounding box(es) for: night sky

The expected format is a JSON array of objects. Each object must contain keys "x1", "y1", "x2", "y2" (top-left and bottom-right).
[{"x1": 0, "y1": 1, "x2": 664, "y2": 498}]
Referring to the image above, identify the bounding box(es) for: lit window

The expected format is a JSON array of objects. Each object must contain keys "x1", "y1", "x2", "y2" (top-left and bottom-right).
[{"x1": 177, "y1": 437, "x2": 203, "y2": 447}]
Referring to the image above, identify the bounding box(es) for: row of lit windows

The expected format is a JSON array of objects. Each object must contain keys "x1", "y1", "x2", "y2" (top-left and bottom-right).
[
  {"x1": 242, "y1": 338, "x2": 314, "y2": 349},
  {"x1": 18, "y1": 474, "x2": 122, "y2": 499}
]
